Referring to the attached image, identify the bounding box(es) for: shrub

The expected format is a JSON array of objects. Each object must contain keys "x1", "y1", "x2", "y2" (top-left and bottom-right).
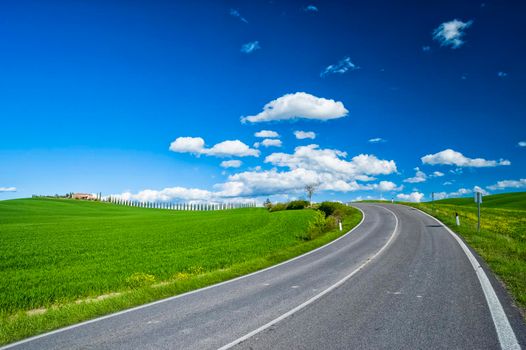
[
  {"x1": 286, "y1": 200, "x2": 310, "y2": 210},
  {"x1": 318, "y1": 201, "x2": 343, "y2": 217},
  {"x1": 268, "y1": 203, "x2": 287, "y2": 212},
  {"x1": 300, "y1": 210, "x2": 339, "y2": 241}
]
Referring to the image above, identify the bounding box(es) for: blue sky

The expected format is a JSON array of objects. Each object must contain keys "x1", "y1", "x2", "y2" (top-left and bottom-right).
[{"x1": 1, "y1": 0, "x2": 525, "y2": 203}]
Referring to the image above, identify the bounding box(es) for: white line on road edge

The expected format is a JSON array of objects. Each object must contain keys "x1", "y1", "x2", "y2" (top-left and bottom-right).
[
  {"x1": 1, "y1": 208, "x2": 367, "y2": 350},
  {"x1": 416, "y1": 208, "x2": 520, "y2": 350},
  {"x1": 217, "y1": 205, "x2": 399, "y2": 350}
]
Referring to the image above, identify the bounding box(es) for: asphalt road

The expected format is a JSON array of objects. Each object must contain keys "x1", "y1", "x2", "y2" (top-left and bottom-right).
[{"x1": 4, "y1": 204, "x2": 525, "y2": 350}]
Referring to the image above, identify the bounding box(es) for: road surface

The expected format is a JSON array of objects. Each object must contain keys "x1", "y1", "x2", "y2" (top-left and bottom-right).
[{"x1": 3, "y1": 204, "x2": 525, "y2": 349}]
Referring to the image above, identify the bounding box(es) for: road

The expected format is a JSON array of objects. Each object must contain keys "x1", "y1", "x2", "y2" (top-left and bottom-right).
[{"x1": 4, "y1": 204, "x2": 525, "y2": 349}]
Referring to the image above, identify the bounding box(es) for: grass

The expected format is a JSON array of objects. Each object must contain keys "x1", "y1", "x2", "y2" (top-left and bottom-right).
[
  {"x1": 0, "y1": 198, "x2": 362, "y2": 345},
  {"x1": 406, "y1": 192, "x2": 526, "y2": 317},
  {"x1": 433, "y1": 191, "x2": 526, "y2": 209}
]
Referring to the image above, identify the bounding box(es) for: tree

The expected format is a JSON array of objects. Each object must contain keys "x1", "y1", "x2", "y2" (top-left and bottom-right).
[
  {"x1": 263, "y1": 198, "x2": 272, "y2": 209},
  {"x1": 305, "y1": 183, "x2": 319, "y2": 205}
]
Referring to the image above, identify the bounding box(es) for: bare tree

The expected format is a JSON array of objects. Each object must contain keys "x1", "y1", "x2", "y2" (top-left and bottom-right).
[{"x1": 305, "y1": 183, "x2": 319, "y2": 205}]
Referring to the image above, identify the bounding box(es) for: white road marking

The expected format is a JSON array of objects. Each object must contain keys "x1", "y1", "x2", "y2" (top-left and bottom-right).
[
  {"x1": 0, "y1": 208, "x2": 367, "y2": 350},
  {"x1": 416, "y1": 208, "x2": 520, "y2": 350},
  {"x1": 217, "y1": 205, "x2": 399, "y2": 350}
]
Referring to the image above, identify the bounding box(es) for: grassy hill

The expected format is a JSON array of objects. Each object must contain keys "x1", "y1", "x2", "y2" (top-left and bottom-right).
[
  {"x1": 433, "y1": 191, "x2": 526, "y2": 210},
  {"x1": 408, "y1": 192, "x2": 526, "y2": 318},
  {"x1": 0, "y1": 198, "x2": 361, "y2": 344}
]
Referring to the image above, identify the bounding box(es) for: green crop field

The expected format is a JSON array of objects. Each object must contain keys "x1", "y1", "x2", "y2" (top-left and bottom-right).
[
  {"x1": 0, "y1": 198, "x2": 361, "y2": 344},
  {"x1": 407, "y1": 192, "x2": 526, "y2": 317},
  {"x1": 432, "y1": 191, "x2": 526, "y2": 209}
]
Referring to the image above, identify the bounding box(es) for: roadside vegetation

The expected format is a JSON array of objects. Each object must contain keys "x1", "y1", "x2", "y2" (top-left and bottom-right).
[
  {"x1": 0, "y1": 198, "x2": 361, "y2": 345},
  {"x1": 406, "y1": 192, "x2": 526, "y2": 316}
]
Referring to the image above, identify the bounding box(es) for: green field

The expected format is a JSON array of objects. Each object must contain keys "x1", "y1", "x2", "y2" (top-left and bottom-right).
[
  {"x1": 408, "y1": 192, "x2": 526, "y2": 316},
  {"x1": 0, "y1": 198, "x2": 361, "y2": 344},
  {"x1": 433, "y1": 191, "x2": 526, "y2": 209}
]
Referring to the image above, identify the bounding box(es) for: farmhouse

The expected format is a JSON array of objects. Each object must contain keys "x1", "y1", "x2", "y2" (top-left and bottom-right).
[{"x1": 72, "y1": 193, "x2": 97, "y2": 200}]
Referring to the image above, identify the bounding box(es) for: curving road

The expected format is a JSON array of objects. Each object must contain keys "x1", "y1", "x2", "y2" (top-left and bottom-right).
[{"x1": 3, "y1": 204, "x2": 525, "y2": 350}]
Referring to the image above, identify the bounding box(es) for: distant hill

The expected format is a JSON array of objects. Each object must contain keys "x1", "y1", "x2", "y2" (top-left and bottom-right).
[{"x1": 433, "y1": 192, "x2": 526, "y2": 210}]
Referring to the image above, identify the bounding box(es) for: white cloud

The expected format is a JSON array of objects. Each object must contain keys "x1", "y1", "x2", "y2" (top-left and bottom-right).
[
  {"x1": 304, "y1": 5, "x2": 318, "y2": 12},
  {"x1": 169, "y1": 137, "x2": 205, "y2": 154},
  {"x1": 403, "y1": 167, "x2": 427, "y2": 183},
  {"x1": 220, "y1": 160, "x2": 242, "y2": 168},
  {"x1": 169, "y1": 137, "x2": 259, "y2": 157},
  {"x1": 433, "y1": 19, "x2": 473, "y2": 49},
  {"x1": 376, "y1": 181, "x2": 403, "y2": 192},
  {"x1": 443, "y1": 181, "x2": 453, "y2": 185},
  {"x1": 397, "y1": 192, "x2": 424, "y2": 202},
  {"x1": 229, "y1": 8, "x2": 248, "y2": 23},
  {"x1": 118, "y1": 144, "x2": 399, "y2": 202},
  {"x1": 205, "y1": 140, "x2": 260, "y2": 157},
  {"x1": 497, "y1": 71, "x2": 508, "y2": 78},
  {"x1": 421, "y1": 149, "x2": 510, "y2": 167},
  {"x1": 241, "y1": 41, "x2": 260, "y2": 54},
  {"x1": 0, "y1": 187, "x2": 16, "y2": 192},
  {"x1": 368, "y1": 137, "x2": 386, "y2": 143},
  {"x1": 487, "y1": 179, "x2": 526, "y2": 190},
  {"x1": 434, "y1": 192, "x2": 448, "y2": 200},
  {"x1": 294, "y1": 130, "x2": 316, "y2": 139},
  {"x1": 449, "y1": 188, "x2": 472, "y2": 197},
  {"x1": 518, "y1": 141, "x2": 526, "y2": 147},
  {"x1": 265, "y1": 144, "x2": 397, "y2": 178},
  {"x1": 430, "y1": 171, "x2": 444, "y2": 177},
  {"x1": 241, "y1": 92, "x2": 348, "y2": 123},
  {"x1": 320, "y1": 57, "x2": 358, "y2": 77},
  {"x1": 259, "y1": 139, "x2": 282, "y2": 148},
  {"x1": 422, "y1": 45, "x2": 431, "y2": 52},
  {"x1": 254, "y1": 130, "x2": 280, "y2": 138}
]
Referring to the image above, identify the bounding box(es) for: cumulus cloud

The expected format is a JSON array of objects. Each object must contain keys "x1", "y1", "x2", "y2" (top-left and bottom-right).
[
  {"x1": 421, "y1": 149, "x2": 510, "y2": 167},
  {"x1": 403, "y1": 167, "x2": 427, "y2": 183},
  {"x1": 487, "y1": 179, "x2": 526, "y2": 190},
  {"x1": 518, "y1": 141, "x2": 526, "y2": 147},
  {"x1": 169, "y1": 137, "x2": 205, "y2": 154},
  {"x1": 169, "y1": 137, "x2": 259, "y2": 157},
  {"x1": 229, "y1": 8, "x2": 248, "y2": 23},
  {"x1": 304, "y1": 5, "x2": 318, "y2": 12},
  {"x1": 368, "y1": 137, "x2": 386, "y2": 143},
  {"x1": 294, "y1": 130, "x2": 316, "y2": 139},
  {"x1": 241, "y1": 41, "x2": 260, "y2": 54},
  {"x1": 0, "y1": 187, "x2": 16, "y2": 192},
  {"x1": 375, "y1": 181, "x2": 403, "y2": 192},
  {"x1": 266, "y1": 144, "x2": 397, "y2": 178},
  {"x1": 119, "y1": 144, "x2": 399, "y2": 202},
  {"x1": 241, "y1": 92, "x2": 348, "y2": 123},
  {"x1": 433, "y1": 19, "x2": 473, "y2": 48},
  {"x1": 320, "y1": 57, "x2": 358, "y2": 77},
  {"x1": 220, "y1": 160, "x2": 242, "y2": 168},
  {"x1": 397, "y1": 192, "x2": 424, "y2": 202},
  {"x1": 205, "y1": 140, "x2": 260, "y2": 157},
  {"x1": 431, "y1": 171, "x2": 444, "y2": 177},
  {"x1": 255, "y1": 130, "x2": 280, "y2": 138},
  {"x1": 256, "y1": 139, "x2": 282, "y2": 148}
]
